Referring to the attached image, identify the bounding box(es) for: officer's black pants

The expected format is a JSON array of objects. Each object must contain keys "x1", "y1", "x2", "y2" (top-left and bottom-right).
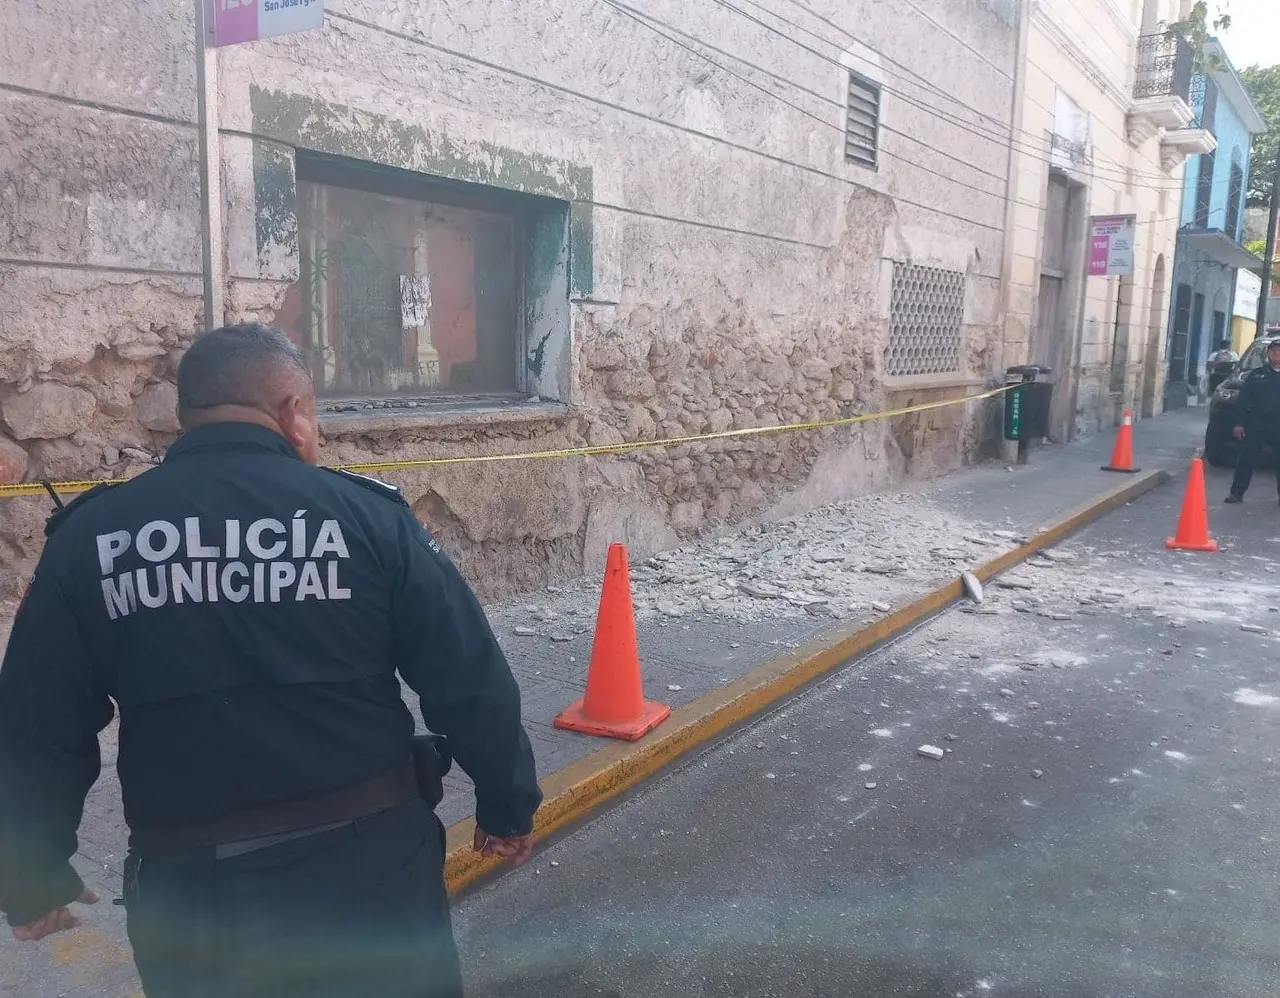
[
  {"x1": 125, "y1": 799, "x2": 462, "y2": 998},
  {"x1": 1230, "y1": 424, "x2": 1280, "y2": 499}
]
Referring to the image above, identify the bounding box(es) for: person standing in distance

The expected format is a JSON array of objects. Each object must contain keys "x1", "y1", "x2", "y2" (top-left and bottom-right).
[
  {"x1": 1226, "y1": 339, "x2": 1280, "y2": 505},
  {"x1": 1206, "y1": 338, "x2": 1239, "y2": 396},
  {"x1": 0, "y1": 323, "x2": 541, "y2": 996}
]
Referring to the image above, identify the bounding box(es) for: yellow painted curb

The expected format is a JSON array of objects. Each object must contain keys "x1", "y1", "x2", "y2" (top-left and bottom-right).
[{"x1": 443, "y1": 468, "x2": 1169, "y2": 895}]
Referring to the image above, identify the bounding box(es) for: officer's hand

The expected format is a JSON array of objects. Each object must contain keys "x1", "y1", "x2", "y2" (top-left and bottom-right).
[
  {"x1": 1234, "y1": 426, "x2": 1246, "y2": 440},
  {"x1": 11, "y1": 889, "x2": 98, "y2": 942},
  {"x1": 473, "y1": 826, "x2": 535, "y2": 867}
]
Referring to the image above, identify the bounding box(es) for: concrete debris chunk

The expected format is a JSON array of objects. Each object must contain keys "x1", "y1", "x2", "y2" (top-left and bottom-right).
[
  {"x1": 810, "y1": 549, "x2": 845, "y2": 564},
  {"x1": 864, "y1": 782, "x2": 878, "y2": 790},
  {"x1": 667, "y1": 684, "x2": 683, "y2": 692},
  {"x1": 513, "y1": 626, "x2": 538, "y2": 637},
  {"x1": 1031, "y1": 769, "x2": 1044, "y2": 779},
  {"x1": 999, "y1": 688, "x2": 1016, "y2": 697},
  {"x1": 1241, "y1": 624, "x2": 1269, "y2": 635},
  {"x1": 917, "y1": 744, "x2": 945, "y2": 761},
  {"x1": 871, "y1": 601, "x2": 892, "y2": 613},
  {"x1": 962, "y1": 571, "x2": 984, "y2": 603}
]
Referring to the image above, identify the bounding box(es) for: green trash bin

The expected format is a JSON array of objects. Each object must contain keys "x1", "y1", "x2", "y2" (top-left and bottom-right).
[{"x1": 1003, "y1": 365, "x2": 1053, "y2": 442}]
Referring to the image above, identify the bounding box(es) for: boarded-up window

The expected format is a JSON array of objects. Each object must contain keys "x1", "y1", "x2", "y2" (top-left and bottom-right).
[
  {"x1": 845, "y1": 72, "x2": 880, "y2": 170},
  {"x1": 885, "y1": 263, "x2": 965, "y2": 377},
  {"x1": 280, "y1": 165, "x2": 523, "y2": 400}
]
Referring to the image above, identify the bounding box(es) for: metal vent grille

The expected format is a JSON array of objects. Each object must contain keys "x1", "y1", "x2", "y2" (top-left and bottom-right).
[
  {"x1": 845, "y1": 72, "x2": 880, "y2": 169},
  {"x1": 886, "y1": 263, "x2": 965, "y2": 377}
]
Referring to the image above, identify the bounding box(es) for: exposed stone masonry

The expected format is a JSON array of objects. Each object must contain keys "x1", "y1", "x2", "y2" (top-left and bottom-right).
[{"x1": 0, "y1": 286, "x2": 995, "y2": 649}]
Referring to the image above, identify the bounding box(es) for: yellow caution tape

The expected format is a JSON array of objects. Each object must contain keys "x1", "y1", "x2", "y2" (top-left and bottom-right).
[{"x1": 0, "y1": 383, "x2": 1015, "y2": 500}]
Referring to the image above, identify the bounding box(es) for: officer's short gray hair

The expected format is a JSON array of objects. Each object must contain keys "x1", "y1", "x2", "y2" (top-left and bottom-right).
[{"x1": 177, "y1": 324, "x2": 313, "y2": 418}]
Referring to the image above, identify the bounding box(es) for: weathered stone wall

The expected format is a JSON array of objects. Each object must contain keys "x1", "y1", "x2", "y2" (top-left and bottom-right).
[{"x1": 1, "y1": 0, "x2": 1019, "y2": 640}]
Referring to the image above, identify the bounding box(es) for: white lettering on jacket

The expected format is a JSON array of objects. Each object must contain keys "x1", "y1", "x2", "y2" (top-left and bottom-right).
[{"x1": 95, "y1": 516, "x2": 353, "y2": 619}]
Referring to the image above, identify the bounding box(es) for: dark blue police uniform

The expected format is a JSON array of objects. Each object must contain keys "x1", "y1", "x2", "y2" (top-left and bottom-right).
[
  {"x1": 0, "y1": 421, "x2": 541, "y2": 996},
  {"x1": 1229, "y1": 364, "x2": 1280, "y2": 500}
]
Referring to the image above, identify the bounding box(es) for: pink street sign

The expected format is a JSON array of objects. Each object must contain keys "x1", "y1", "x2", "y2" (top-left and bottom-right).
[{"x1": 204, "y1": 0, "x2": 324, "y2": 48}]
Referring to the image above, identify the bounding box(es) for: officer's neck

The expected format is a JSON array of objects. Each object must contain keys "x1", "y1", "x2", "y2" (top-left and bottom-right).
[{"x1": 181, "y1": 405, "x2": 285, "y2": 438}]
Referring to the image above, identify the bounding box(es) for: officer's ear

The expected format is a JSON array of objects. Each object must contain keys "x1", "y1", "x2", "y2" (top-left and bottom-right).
[{"x1": 276, "y1": 393, "x2": 321, "y2": 465}]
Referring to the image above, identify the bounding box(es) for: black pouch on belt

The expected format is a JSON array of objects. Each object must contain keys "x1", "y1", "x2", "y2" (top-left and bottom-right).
[{"x1": 411, "y1": 734, "x2": 453, "y2": 808}]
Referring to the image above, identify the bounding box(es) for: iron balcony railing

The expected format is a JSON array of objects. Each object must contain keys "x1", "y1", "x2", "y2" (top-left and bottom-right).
[{"x1": 1133, "y1": 32, "x2": 1193, "y2": 103}]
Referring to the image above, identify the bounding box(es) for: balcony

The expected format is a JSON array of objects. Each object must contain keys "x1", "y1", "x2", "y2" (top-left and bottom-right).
[
  {"x1": 1127, "y1": 32, "x2": 1196, "y2": 145},
  {"x1": 1159, "y1": 126, "x2": 1216, "y2": 172}
]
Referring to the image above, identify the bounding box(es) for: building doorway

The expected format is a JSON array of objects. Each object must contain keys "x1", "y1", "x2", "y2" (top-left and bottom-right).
[
  {"x1": 1109, "y1": 272, "x2": 1136, "y2": 419},
  {"x1": 1188, "y1": 291, "x2": 1206, "y2": 385},
  {"x1": 1032, "y1": 172, "x2": 1087, "y2": 440}
]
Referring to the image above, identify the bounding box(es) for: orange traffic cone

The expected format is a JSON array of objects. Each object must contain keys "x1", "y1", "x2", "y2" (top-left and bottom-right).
[
  {"x1": 554, "y1": 544, "x2": 672, "y2": 741},
  {"x1": 1102, "y1": 409, "x2": 1140, "y2": 473},
  {"x1": 1165, "y1": 458, "x2": 1219, "y2": 552}
]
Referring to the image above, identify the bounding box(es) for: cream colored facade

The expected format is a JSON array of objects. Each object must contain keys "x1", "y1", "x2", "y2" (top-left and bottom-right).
[{"x1": 1003, "y1": 0, "x2": 1212, "y2": 439}]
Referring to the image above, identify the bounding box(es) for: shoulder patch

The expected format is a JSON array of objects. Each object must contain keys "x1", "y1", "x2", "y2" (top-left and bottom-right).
[
  {"x1": 44, "y1": 482, "x2": 119, "y2": 538},
  {"x1": 324, "y1": 468, "x2": 409, "y2": 507}
]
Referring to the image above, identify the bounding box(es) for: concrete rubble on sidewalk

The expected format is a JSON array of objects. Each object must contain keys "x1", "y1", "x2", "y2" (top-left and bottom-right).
[{"x1": 494, "y1": 491, "x2": 1023, "y2": 637}]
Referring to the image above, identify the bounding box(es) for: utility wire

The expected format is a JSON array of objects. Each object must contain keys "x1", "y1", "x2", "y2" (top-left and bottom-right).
[
  {"x1": 599, "y1": 0, "x2": 1220, "y2": 229},
  {"x1": 330, "y1": 6, "x2": 1221, "y2": 241},
  {"x1": 761, "y1": 0, "x2": 1182, "y2": 184},
  {"x1": 681, "y1": 0, "x2": 1198, "y2": 189}
]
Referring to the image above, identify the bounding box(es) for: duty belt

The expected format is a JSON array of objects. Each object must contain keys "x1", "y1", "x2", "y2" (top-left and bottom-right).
[{"x1": 131, "y1": 760, "x2": 418, "y2": 858}]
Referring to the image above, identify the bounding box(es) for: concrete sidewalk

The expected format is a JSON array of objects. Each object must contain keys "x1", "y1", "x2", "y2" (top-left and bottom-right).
[{"x1": 6, "y1": 409, "x2": 1205, "y2": 998}]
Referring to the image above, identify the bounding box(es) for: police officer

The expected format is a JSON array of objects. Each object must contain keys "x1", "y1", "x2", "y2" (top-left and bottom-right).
[
  {"x1": 0, "y1": 323, "x2": 541, "y2": 996},
  {"x1": 1226, "y1": 339, "x2": 1280, "y2": 504}
]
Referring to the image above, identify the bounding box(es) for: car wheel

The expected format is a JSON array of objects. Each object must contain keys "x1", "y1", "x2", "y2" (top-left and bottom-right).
[{"x1": 1204, "y1": 429, "x2": 1234, "y2": 468}]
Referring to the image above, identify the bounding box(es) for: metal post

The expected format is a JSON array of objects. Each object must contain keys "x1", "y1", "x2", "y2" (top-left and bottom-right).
[
  {"x1": 1256, "y1": 141, "x2": 1280, "y2": 338},
  {"x1": 194, "y1": 0, "x2": 223, "y2": 330}
]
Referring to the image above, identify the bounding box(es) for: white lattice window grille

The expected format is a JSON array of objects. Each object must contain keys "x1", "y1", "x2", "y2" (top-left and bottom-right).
[{"x1": 885, "y1": 263, "x2": 965, "y2": 378}]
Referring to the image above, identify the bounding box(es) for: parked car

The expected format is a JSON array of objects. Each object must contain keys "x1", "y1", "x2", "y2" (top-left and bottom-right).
[{"x1": 1204, "y1": 336, "x2": 1280, "y2": 467}]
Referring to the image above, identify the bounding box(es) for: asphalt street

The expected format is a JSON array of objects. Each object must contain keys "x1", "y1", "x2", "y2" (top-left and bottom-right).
[{"x1": 454, "y1": 462, "x2": 1280, "y2": 998}]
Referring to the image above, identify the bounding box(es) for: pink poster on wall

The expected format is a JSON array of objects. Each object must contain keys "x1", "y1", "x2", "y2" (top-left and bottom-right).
[{"x1": 1087, "y1": 215, "x2": 1136, "y2": 277}]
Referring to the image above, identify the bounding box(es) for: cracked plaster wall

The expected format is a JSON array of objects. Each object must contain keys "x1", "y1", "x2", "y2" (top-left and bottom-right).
[{"x1": 1, "y1": 0, "x2": 1018, "y2": 637}]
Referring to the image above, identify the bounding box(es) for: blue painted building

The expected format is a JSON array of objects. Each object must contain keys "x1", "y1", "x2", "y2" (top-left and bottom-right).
[{"x1": 1165, "y1": 38, "x2": 1268, "y2": 407}]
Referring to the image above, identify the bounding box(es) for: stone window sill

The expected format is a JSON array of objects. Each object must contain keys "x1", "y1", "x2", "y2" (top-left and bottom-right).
[
  {"x1": 883, "y1": 374, "x2": 987, "y2": 393},
  {"x1": 318, "y1": 395, "x2": 573, "y2": 438}
]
